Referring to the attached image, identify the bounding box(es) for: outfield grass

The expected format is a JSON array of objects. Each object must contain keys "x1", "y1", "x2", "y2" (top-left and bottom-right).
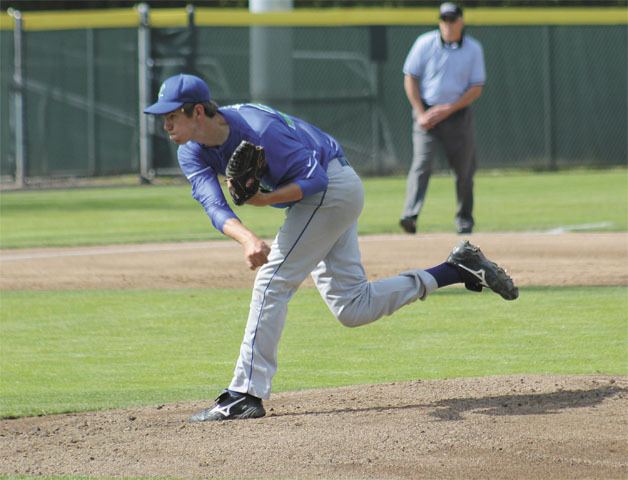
[
  {"x1": 1, "y1": 286, "x2": 625, "y2": 418},
  {"x1": 1, "y1": 168, "x2": 626, "y2": 248}
]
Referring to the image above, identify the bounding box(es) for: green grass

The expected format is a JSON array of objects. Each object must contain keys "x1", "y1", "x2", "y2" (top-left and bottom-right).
[
  {"x1": 1, "y1": 168, "x2": 626, "y2": 248},
  {"x1": 1, "y1": 286, "x2": 625, "y2": 418},
  {"x1": 0, "y1": 168, "x2": 626, "y2": 422},
  {"x1": 359, "y1": 168, "x2": 628, "y2": 234}
]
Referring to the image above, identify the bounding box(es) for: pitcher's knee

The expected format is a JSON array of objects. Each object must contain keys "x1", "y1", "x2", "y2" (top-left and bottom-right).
[{"x1": 336, "y1": 307, "x2": 369, "y2": 328}]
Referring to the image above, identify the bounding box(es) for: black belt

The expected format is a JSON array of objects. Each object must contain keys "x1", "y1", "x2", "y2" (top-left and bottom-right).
[
  {"x1": 336, "y1": 156, "x2": 350, "y2": 167},
  {"x1": 421, "y1": 98, "x2": 468, "y2": 115}
]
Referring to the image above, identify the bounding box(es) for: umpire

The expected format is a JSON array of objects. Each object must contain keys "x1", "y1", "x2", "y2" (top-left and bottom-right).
[{"x1": 399, "y1": 2, "x2": 486, "y2": 235}]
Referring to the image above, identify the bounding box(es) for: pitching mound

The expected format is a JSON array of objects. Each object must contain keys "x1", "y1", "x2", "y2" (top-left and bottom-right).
[{"x1": 2, "y1": 375, "x2": 626, "y2": 479}]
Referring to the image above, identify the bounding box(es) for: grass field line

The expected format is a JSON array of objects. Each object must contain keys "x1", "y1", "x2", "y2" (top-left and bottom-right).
[{"x1": 543, "y1": 221, "x2": 614, "y2": 234}]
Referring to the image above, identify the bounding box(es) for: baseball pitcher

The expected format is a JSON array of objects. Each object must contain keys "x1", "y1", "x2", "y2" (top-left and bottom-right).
[{"x1": 143, "y1": 73, "x2": 518, "y2": 421}]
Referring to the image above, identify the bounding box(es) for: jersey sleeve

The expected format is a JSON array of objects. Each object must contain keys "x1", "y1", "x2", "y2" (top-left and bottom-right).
[
  {"x1": 470, "y1": 42, "x2": 487, "y2": 86},
  {"x1": 291, "y1": 150, "x2": 329, "y2": 199},
  {"x1": 257, "y1": 115, "x2": 329, "y2": 203},
  {"x1": 178, "y1": 143, "x2": 238, "y2": 234},
  {"x1": 402, "y1": 36, "x2": 425, "y2": 78}
]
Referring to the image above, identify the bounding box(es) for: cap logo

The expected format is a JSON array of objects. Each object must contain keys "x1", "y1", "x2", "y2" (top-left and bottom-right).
[{"x1": 143, "y1": 74, "x2": 210, "y2": 115}]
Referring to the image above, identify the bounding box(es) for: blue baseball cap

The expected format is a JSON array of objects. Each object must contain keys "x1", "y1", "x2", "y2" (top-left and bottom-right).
[{"x1": 144, "y1": 74, "x2": 211, "y2": 115}]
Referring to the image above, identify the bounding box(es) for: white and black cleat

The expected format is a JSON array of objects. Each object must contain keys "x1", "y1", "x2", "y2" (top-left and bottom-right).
[
  {"x1": 189, "y1": 390, "x2": 266, "y2": 422},
  {"x1": 447, "y1": 240, "x2": 519, "y2": 301}
]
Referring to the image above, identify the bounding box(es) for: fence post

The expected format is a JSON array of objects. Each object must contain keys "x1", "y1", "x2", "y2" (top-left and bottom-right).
[
  {"x1": 249, "y1": 0, "x2": 294, "y2": 113},
  {"x1": 542, "y1": 25, "x2": 555, "y2": 170},
  {"x1": 8, "y1": 8, "x2": 25, "y2": 188},
  {"x1": 186, "y1": 4, "x2": 197, "y2": 73},
  {"x1": 138, "y1": 3, "x2": 153, "y2": 184},
  {"x1": 86, "y1": 28, "x2": 97, "y2": 176}
]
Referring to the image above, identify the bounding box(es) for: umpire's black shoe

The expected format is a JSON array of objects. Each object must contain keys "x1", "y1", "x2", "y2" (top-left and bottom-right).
[
  {"x1": 447, "y1": 240, "x2": 519, "y2": 301},
  {"x1": 400, "y1": 217, "x2": 417, "y2": 234},
  {"x1": 188, "y1": 390, "x2": 266, "y2": 422}
]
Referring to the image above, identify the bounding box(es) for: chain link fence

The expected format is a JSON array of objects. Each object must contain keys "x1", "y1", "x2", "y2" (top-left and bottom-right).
[{"x1": 1, "y1": 7, "x2": 626, "y2": 185}]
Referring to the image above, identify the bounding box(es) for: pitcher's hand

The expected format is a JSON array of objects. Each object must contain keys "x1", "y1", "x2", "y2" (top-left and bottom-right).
[{"x1": 243, "y1": 237, "x2": 270, "y2": 270}]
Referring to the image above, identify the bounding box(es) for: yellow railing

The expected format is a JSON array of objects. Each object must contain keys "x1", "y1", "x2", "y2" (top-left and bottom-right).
[{"x1": 1, "y1": 7, "x2": 627, "y2": 31}]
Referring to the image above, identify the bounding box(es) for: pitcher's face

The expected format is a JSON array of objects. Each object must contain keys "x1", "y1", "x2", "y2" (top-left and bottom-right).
[{"x1": 162, "y1": 108, "x2": 194, "y2": 144}]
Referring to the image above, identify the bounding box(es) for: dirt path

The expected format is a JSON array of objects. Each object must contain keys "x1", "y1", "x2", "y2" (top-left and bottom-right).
[
  {"x1": 1, "y1": 232, "x2": 626, "y2": 290},
  {"x1": 1, "y1": 233, "x2": 627, "y2": 479}
]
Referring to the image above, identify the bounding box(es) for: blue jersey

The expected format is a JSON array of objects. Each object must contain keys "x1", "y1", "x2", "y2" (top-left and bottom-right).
[{"x1": 177, "y1": 103, "x2": 345, "y2": 233}]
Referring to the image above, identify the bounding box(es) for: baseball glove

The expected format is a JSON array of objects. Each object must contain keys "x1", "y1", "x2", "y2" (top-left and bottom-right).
[{"x1": 225, "y1": 140, "x2": 266, "y2": 206}]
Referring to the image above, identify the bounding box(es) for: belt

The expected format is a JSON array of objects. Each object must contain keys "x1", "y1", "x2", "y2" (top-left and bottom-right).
[
  {"x1": 336, "y1": 156, "x2": 350, "y2": 167},
  {"x1": 327, "y1": 156, "x2": 350, "y2": 172},
  {"x1": 421, "y1": 98, "x2": 468, "y2": 115}
]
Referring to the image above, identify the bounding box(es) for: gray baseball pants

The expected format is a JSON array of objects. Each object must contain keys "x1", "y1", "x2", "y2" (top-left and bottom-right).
[
  {"x1": 401, "y1": 107, "x2": 477, "y2": 230},
  {"x1": 229, "y1": 158, "x2": 438, "y2": 400}
]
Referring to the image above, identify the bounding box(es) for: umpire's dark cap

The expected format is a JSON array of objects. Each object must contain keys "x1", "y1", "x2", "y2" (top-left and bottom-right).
[
  {"x1": 144, "y1": 74, "x2": 211, "y2": 115},
  {"x1": 439, "y1": 2, "x2": 463, "y2": 20}
]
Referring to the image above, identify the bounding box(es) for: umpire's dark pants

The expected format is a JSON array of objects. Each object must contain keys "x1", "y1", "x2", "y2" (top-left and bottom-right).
[{"x1": 401, "y1": 107, "x2": 477, "y2": 231}]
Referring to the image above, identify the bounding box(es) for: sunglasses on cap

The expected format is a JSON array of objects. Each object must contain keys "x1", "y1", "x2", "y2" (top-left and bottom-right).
[{"x1": 440, "y1": 14, "x2": 460, "y2": 23}]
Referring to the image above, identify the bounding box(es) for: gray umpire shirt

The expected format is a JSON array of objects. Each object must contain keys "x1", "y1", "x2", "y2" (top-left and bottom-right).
[{"x1": 403, "y1": 29, "x2": 486, "y2": 105}]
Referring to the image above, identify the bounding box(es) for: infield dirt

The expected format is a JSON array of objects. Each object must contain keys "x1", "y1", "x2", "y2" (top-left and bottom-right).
[{"x1": 1, "y1": 232, "x2": 627, "y2": 479}]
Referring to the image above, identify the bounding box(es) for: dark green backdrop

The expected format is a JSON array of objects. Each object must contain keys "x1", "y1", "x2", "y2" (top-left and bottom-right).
[{"x1": 1, "y1": 23, "x2": 626, "y2": 180}]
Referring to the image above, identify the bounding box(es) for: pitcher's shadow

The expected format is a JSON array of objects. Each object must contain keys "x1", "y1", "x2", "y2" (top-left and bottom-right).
[
  {"x1": 427, "y1": 384, "x2": 625, "y2": 421},
  {"x1": 269, "y1": 384, "x2": 625, "y2": 421}
]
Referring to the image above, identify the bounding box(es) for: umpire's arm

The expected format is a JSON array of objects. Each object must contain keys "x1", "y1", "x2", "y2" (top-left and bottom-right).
[
  {"x1": 404, "y1": 75, "x2": 436, "y2": 130},
  {"x1": 424, "y1": 85, "x2": 483, "y2": 128},
  {"x1": 404, "y1": 75, "x2": 426, "y2": 116},
  {"x1": 447, "y1": 85, "x2": 483, "y2": 113}
]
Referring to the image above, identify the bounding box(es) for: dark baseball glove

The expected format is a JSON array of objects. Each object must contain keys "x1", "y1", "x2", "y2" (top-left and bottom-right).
[{"x1": 225, "y1": 140, "x2": 266, "y2": 206}]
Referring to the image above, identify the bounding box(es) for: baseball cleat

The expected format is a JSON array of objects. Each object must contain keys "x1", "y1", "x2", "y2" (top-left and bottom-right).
[
  {"x1": 446, "y1": 240, "x2": 519, "y2": 300},
  {"x1": 399, "y1": 217, "x2": 417, "y2": 234},
  {"x1": 188, "y1": 390, "x2": 266, "y2": 422}
]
